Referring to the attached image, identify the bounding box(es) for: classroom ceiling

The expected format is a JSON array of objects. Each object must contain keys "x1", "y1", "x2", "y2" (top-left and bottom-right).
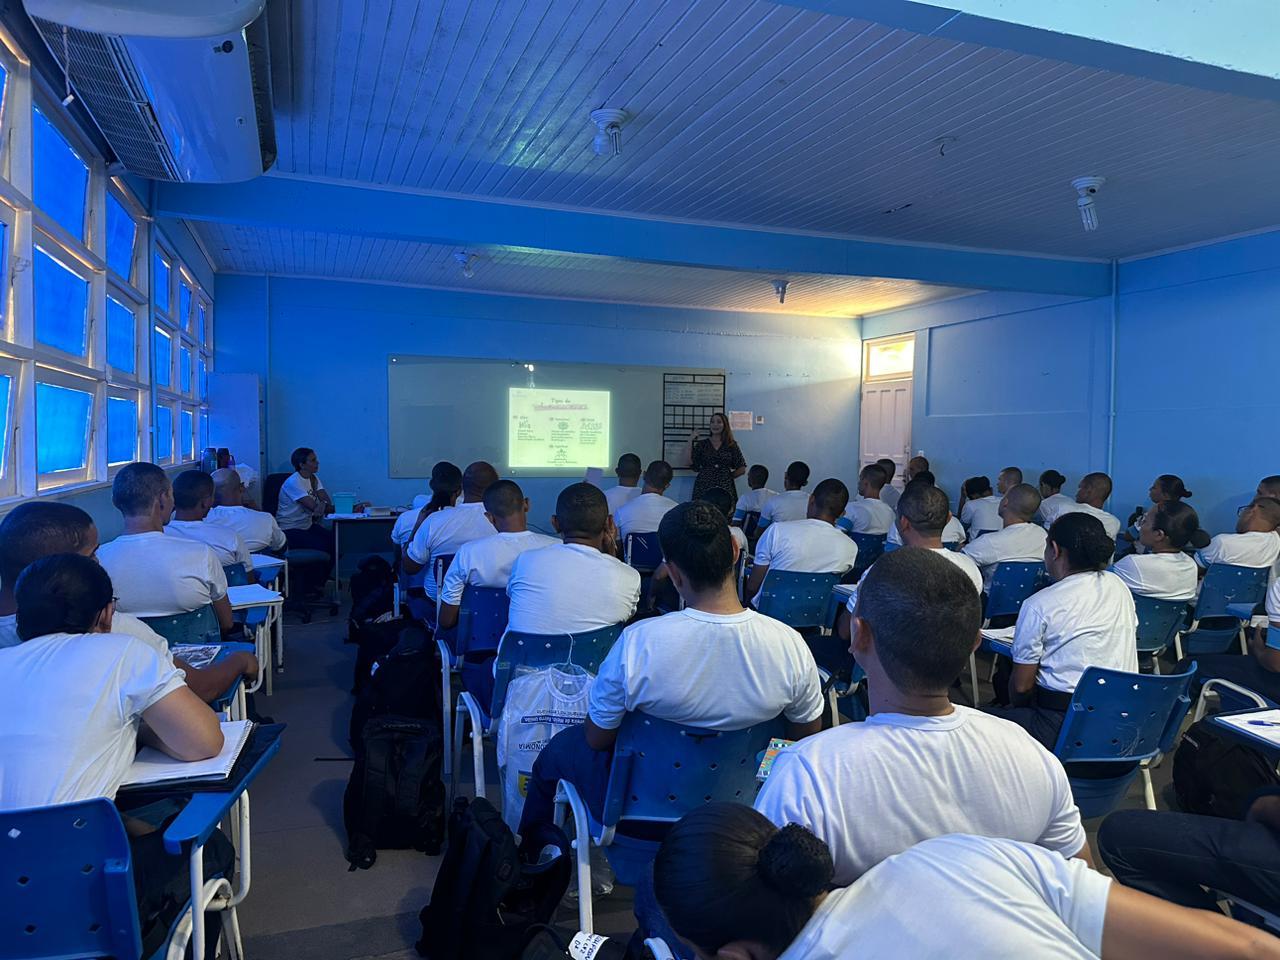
[
  {"x1": 194, "y1": 221, "x2": 973, "y2": 316},
  {"x1": 260, "y1": 0, "x2": 1280, "y2": 263}
]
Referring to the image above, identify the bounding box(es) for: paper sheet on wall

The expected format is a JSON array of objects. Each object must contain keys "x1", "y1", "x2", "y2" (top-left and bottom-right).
[{"x1": 728, "y1": 410, "x2": 753, "y2": 431}]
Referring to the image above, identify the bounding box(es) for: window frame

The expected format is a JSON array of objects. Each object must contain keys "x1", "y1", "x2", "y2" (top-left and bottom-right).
[
  {"x1": 862, "y1": 334, "x2": 917, "y2": 384},
  {"x1": 104, "y1": 385, "x2": 140, "y2": 469},
  {"x1": 0, "y1": 352, "x2": 21, "y2": 499}
]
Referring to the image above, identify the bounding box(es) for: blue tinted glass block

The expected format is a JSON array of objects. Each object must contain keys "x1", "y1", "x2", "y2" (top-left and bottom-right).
[
  {"x1": 181, "y1": 408, "x2": 194, "y2": 460},
  {"x1": 33, "y1": 107, "x2": 88, "y2": 240},
  {"x1": 180, "y1": 346, "x2": 191, "y2": 393},
  {"x1": 105, "y1": 193, "x2": 136, "y2": 280},
  {"x1": 106, "y1": 296, "x2": 135, "y2": 372},
  {"x1": 153, "y1": 253, "x2": 170, "y2": 312},
  {"x1": 154, "y1": 404, "x2": 173, "y2": 461},
  {"x1": 197, "y1": 357, "x2": 207, "y2": 399},
  {"x1": 107, "y1": 396, "x2": 137, "y2": 464},
  {"x1": 179, "y1": 282, "x2": 192, "y2": 327},
  {"x1": 199, "y1": 408, "x2": 209, "y2": 450},
  {"x1": 198, "y1": 304, "x2": 207, "y2": 342},
  {"x1": 36, "y1": 382, "x2": 92, "y2": 473},
  {"x1": 153, "y1": 327, "x2": 171, "y2": 387},
  {"x1": 0, "y1": 373, "x2": 10, "y2": 474},
  {"x1": 34, "y1": 247, "x2": 89, "y2": 356}
]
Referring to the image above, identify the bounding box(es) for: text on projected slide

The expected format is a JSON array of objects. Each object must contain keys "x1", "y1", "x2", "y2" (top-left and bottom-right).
[{"x1": 508, "y1": 388, "x2": 611, "y2": 469}]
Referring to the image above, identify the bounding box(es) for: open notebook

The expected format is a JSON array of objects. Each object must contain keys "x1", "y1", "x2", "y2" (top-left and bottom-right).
[{"x1": 120, "y1": 720, "x2": 254, "y2": 790}]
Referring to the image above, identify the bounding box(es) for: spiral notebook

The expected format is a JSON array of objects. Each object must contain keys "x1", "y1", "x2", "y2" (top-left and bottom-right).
[{"x1": 120, "y1": 720, "x2": 254, "y2": 790}]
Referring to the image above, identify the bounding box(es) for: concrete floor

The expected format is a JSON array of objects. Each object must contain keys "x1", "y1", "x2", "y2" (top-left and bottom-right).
[{"x1": 236, "y1": 609, "x2": 1167, "y2": 959}]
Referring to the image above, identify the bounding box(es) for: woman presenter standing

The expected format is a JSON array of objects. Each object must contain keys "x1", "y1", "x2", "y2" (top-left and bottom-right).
[{"x1": 687, "y1": 412, "x2": 747, "y2": 502}]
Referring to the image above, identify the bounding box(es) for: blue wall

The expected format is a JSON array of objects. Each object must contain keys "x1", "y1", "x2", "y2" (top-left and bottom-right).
[
  {"x1": 863, "y1": 228, "x2": 1280, "y2": 536},
  {"x1": 213, "y1": 276, "x2": 863, "y2": 527}
]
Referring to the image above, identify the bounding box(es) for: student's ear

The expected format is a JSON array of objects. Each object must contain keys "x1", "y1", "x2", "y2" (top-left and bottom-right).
[
  {"x1": 94, "y1": 601, "x2": 115, "y2": 634},
  {"x1": 521, "y1": 497, "x2": 531, "y2": 515},
  {"x1": 729, "y1": 536, "x2": 741, "y2": 566},
  {"x1": 551, "y1": 514, "x2": 562, "y2": 534},
  {"x1": 484, "y1": 511, "x2": 498, "y2": 529},
  {"x1": 850, "y1": 614, "x2": 874, "y2": 657}
]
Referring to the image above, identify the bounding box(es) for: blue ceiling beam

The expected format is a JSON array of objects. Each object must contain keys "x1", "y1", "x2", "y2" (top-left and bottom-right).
[
  {"x1": 780, "y1": 1, "x2": 1280, "y2": 102},
  {"x1": 154, "y1": 176, "x2": 1111, "y2": 298}
]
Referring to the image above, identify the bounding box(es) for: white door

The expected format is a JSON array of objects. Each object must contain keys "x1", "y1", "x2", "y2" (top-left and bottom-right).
[{"x1": 860, "y1": 378, "x2": 912, "y2": 487}]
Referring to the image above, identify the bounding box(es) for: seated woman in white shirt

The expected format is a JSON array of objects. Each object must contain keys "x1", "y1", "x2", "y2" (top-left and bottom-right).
[
  {"x1": 988, "y1": 512, "x2": 1138, "y2": 748},
  {"x1": 958, "y1": 475, "x2": 1003, "y2": 537},
  {"x1": 1111, "y1": 501, "x2": 1200, "y2": 602},
  {"x1": 648, "y1": 803, "x2": 1278, "y2": 960},
  {"x1": 1037, "y1": 468, "x2": 1075, "y2": 527},
  {"x1": 1116, "y1": 474, "x2": 1197, "y2": 557},
  {"x1": 0, "y1": 553, "x2": 231, "y2": 957},
  {"x1": 275, "y1": 446, "x2": 336, "y2": 557}
]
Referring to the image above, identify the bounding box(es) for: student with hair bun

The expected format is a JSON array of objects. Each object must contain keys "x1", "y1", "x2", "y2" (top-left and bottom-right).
[
  {"x1": 989, "y1": 512, "x2": 1138, "y2": 747},
  {"x1": 1117, "y1": 474, "x2": 1198, "y2": 554},
  {"x1": 652, "y1": 803, "x2": 1280, "y2": 960},
  {"x1": 1037, "y1": 469, "x2": 1074, "y2": 527},
  {"x1": 1111, "y1": 501, "x2": 1200, "y2": 602}
]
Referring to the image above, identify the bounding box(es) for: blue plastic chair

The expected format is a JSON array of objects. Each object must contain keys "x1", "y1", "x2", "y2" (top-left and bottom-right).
[
  {"x1": 1178, "y1": 564, "x2": 1270, "y2": 657},
  {"x1": 968, "y1": 562, "x2": 1046, "y2": 703},
  {"x1": 140, "y1": 605, "x2": 221, "y2": 646},
  {"x1": 624, "y1": 533, "x2": 663, "y2": 574},
  {"x1": 755, "y1": 570, "x2": 841, "y2": 631},
  {"x1": 1132, "y1": 593, "x2": 1190, "y2": 672},
  {"x1": 453, "y1": 623, "x2": 625, "y2": 799},
  {"x1": 438, "y1": 585, "x2": 510, "y2": 777},
  {"x1": 222, "y1": 562, "x2": 250, "y2": 587},
  {"x1": 557, "y1": 711, "x2": 785, "y2": 933},
  {"x1": 848, "y1": 532, "x2": 886, "y2": 579},
  {"x1": 1052, "y1": 663, "x2": 1196, "y2": 818},
  {"x1": 740, "y1": 510, "x2": 761, "y2": 540}
]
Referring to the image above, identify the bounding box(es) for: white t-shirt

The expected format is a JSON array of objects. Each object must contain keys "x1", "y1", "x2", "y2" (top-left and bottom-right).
[
  {"x1": 1196, "y1": 530, "x2": 1280, "y2": 570},
  {"x1": 406, "y1": 502, "x2": 498, "y2": 601},
  {"x1": 777, "y1": 835, "x2": 1110, "y2": 960},
  {"x1": 613, "y1": 492, "x2": 679, "y2": 541},
  {"x1": 963, "y1": 523, "x2": 1048, "y2": 591},
  {"x1": 756, "y1": 705, "x2": 1085, "y2": 883},
  {"x1": 845, "y1": 547, "x2": 982, "y2": 613},
  {"x1": 1111, "y1": 552, "x2": 1198, "y2": 601},
  {"x1": 391, "y1": 505, "x2": 427, "y2": 546},
  {"x1": 206, "y1": 504, "x2": 288, "y2": 553},
  {"x1": 734, "y1": 487, "x2": 777, "y2": 520},
  {"x1": 1269, "y1": 579, "x2": 1280, "y2": 623},
  {"x1": 961, "y1": 495, "x2": 1003, "y2": 535},
  {"x1": 165, "y1": 519, "x2": 251, "y2": 569},
  {"x1": 753, "y1": 519, "x2": 857, "y2": 606},
  {"x1": 506, "y1": 542, "x2": 641, "y2": 635},
  {"x1": 1038, "y1": 492, "x2": 1076, "y2": 527},
  {"x1": 0, "y1": 631, "x2": 186, "y2": 808},
  {"x1": 843, "y1": 497, "x2": 895, "y2": 535},
  {"x1": 439, "y1": 530, "x2": 559, "y2": 606},
  {"x1": 97, "y1": 531, "x2": 228, "y2": 617},
  {"x1": 887, "y1": 516, "x2": 966, "y2": 547},
  {"x1": 589, "y1": 607, "x2": 823, "y2": 731},
  {"x1": 1056, "y1": 502, "x2": 1122, "y2": 539},
  {"x1": 605, "y1": 484, "x2": 642, "y2": 518},
  {"x1": 276, "y1": 471, "x2": 324, "y2": 530},
  {"x1": 0, "y1": 611, "x2": 175, "y2": 672},
  {"x1": 1013, "y1": 571, "x2": 1139, "y2": 693},
  {"x1": 879, "y1": 484, "x2": 901, "y2": 512},
  {"x1": 759, "y1": 490, "x2": 810, "y2": 528}
]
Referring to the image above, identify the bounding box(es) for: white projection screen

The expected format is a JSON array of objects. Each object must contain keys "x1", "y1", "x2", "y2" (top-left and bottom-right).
[{"x1": 387, "y1": 356, "x2": 724, "y2": 478}]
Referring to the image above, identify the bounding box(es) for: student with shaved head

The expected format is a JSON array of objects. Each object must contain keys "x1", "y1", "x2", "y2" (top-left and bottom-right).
[
  {"x1": 605, "y1": 452, "x2": 644, "y2": 518},
  {"x1": 1058, "y1": 471, "x2": 1122, "y2": 539},
  {"x1": 841, "y1": 465, "x2": 896, "y2": 536},
  {"x1": 403, "y1": 461, "x2": 500, "y2": 614},
  {"x1": 207, "y1": 467, "x2": 288, "y2": 553},
  {"x1": 876, "y1": 458, "x2": 901, "y2": 511},
  {"x1": 745, "y1": 478, "x2": 858, "y2": 608},
  {"x1": 1195, "y1": 495, "x2": 1280, "y2": 572},
  {"x1": 962, "y1": 484, "x2": 1049, "y2": 592},
  {"x1": 165, "y1": 470, "x2": 252, "y2": 569},
  {"x1": 613, "y1": 460, "x2": 679, "y2": 541}
]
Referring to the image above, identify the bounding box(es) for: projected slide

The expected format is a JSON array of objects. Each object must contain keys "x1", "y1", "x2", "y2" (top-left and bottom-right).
[{"x1": 509, "y1": 388, "x2": 611, "y2": 469}]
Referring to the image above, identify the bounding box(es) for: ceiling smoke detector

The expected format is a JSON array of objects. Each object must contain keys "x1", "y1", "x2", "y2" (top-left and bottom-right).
[
  {"x1": 590, "y1": 108, "x2": 629, "y2": 158},
  {"x1": 1071, "y1": 176, "x2": 1106, "y2": 232},
  {"x1": 454, "y1": 251, "x2": 478, "y2": 278}
]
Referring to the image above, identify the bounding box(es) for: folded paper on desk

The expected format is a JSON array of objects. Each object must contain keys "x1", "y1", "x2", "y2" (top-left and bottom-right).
[
  {"x1": 227, "y1": 583, "x2": 283, "y2": 607},
  {"x1": 121, "y1": 720, "x2": 254, "y2": 789}
]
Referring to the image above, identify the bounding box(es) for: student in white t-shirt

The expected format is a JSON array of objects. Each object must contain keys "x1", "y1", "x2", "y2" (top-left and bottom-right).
[
  {"x1": 839, "y1": 464, "x2": 895, "y2": 536},
  {"x1": 958, "y1": 475, "x2": 1003, "y2": 537},
  {"x1": 96, "y1": 463, "x2": 234, "y2": 633},
  {"x1": 165, "y1": 470, "x2": 253, "y2": 571},
  {"x1": 605, "y1": 452, "x2": 644, "y2": 519},
  {"x1": 274, "y1": 446, "x2": 336, "y2": 554},
  {"x1": 1056, "y1": 471, "x2": 1122, "y2": 539},
  {"x1": 436, "y1": 479, "x2": 557, "y2": 631},
  {"x1": 646, "y1": 487, "x2": 745, "y2": 612},
  {"x1": 1111, "y1": 501, "x2": 1200, "y2": 601},
  {"x1": 0, "y1": 500, "x2": 256, "y2": 702},
  {"x1": 998, "y1": 465, "x2": 1023, "y2": 494},
  {"x1": 756, "y1": 461, "x2": 811, "y2": 532},
  {"x1": 745, "y1": 478, "x2": 858, "y2": 608},
  {"x1": 216, "y1": 447, "x2": 259, "y2": 508},
  {"x1": 391, "y1": 461, "x2": 462, "y2": 548},
  {"x1": 650, "y1": 805, "x2": 1276, "y2": 960},
  {"x1": 989, "y1": 512, "x2": 1138, "y2": 747},
  {"x1": 875, "y1": 458, "x2": 901, "y2": 512},
  {"x1": 207, "y1": 468, "x2": 288, "y2": 553},
  {"x1": 613, "y1": 460, "x2": 679, "y2": 541},
  {"x1": 962, "y1": 483, "x2": 1049, "y2": 591},
  {"x1": 759, "y1": 547, "x2": 1089, "y2": 885},
  {"x1": 505, "y1": 482, "x2": 641, "y2": 635},
  {"x1": 403, "y1": 461, "x2": 500, "y2": 606},
  {"x1": 884, "y1": 471, "x2": 967, "y2": 548},
  {"x1": 517, "y1": 500, "x2": 823, "y2": 836},
  {"x1": 733, "y1": 464, "x2": 775, "y2": 524},
  {"x1": 1195, "y1": 496, "x2": 1280, "y2": 571},
  {"x1": 1037, "y1": 468, "x2": 1075, "y2": 527}
]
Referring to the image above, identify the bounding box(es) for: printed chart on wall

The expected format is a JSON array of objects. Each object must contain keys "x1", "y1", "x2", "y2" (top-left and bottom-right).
[{"x1": 663, "y1": 372, "x2": 727, "y2": 468}]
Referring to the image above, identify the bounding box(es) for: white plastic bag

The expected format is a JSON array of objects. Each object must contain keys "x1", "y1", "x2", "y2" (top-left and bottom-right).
[{"x1": 497, "y1": 663, "x2": 593, "y2": 833}]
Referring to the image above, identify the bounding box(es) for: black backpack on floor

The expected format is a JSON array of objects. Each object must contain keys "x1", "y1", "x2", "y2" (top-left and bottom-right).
[
  {"x1": 348, "y1": 625, "x2": 440, "y2": 751},
  {"x1": 1172, "y1": 716, "x2": 1280, "y2": 818},
  {"x1": 348, "y1": 554, "x2": 396, "y2": 632},
  {"x1": 416, "y1": 797, "x2": 571, "y2": 960}
]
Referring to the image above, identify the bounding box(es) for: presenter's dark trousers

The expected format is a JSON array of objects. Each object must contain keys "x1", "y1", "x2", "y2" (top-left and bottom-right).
[
  {"x1": 1099, "y1": 808, "x2": 1280, "y2": 913},
  {"x1": 518, "y1": 724, "x2": 612, "y2": 838}
]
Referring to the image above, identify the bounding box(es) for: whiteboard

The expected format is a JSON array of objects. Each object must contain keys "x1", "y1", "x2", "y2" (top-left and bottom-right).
[{"x1": 387, "y1": 356, "x2": 725, "y2": 478}]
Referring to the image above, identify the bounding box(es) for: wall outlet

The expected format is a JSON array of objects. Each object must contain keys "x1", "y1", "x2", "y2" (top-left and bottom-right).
[{"x1": 755, "y1": 415, "x2": 765, "y2": 425}]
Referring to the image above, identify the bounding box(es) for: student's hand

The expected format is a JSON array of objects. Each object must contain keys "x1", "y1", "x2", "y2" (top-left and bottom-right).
[{"x1": 237, "y1": 651, "x2": 261, "y2": 682}]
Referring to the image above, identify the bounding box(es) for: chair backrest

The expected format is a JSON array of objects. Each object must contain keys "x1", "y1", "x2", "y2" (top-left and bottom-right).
[
  {"x1": 455, "y1": 585, "x2": 510, "y2": 658},
  {"x1": 600, "y1": 712, "x2": 785, "y2": 828},
  {"x1": 433, "y1": 553, "x2": 456, "y2": 599},
  {"x1": 741, "y1": 510, "x2": 762, "y2": 539},
  {"x1": 0, "y1": 798, "x2": 142, "y2": 960},
  {"x1": 1053, "y1": 664, "x2": 1196, "y2": 764},
  {"x1": 755, "y1": 571, "x2": 841, "y2": 630},
  {"x1": 491, "y1": 623, "x2": 625, "y2": 720},
  {"x1": 263, "y1": 471, "x2": 289, "y2": 517},
  {"x1": 222, "y1": 561, "x2": 250, "y2": 587},
  {"x1": 984, "y1": 562, "x2": 1046, "y2": 620},
  {"x1": 849, "y1": 532, "x2": 886, "y2": 576},
  {"x1": 1132, "y1": 593, "x2": 1189, "y2": 653},
  {"x1": 624, "y1": 533, "x2": 663, "y2": 573},
  {"x1": 140, "y1": 604, "x2": 220, "y2": 646},
  {"x1": 1194, "y1": 563, "x2": 1270, "y2": 619}
]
